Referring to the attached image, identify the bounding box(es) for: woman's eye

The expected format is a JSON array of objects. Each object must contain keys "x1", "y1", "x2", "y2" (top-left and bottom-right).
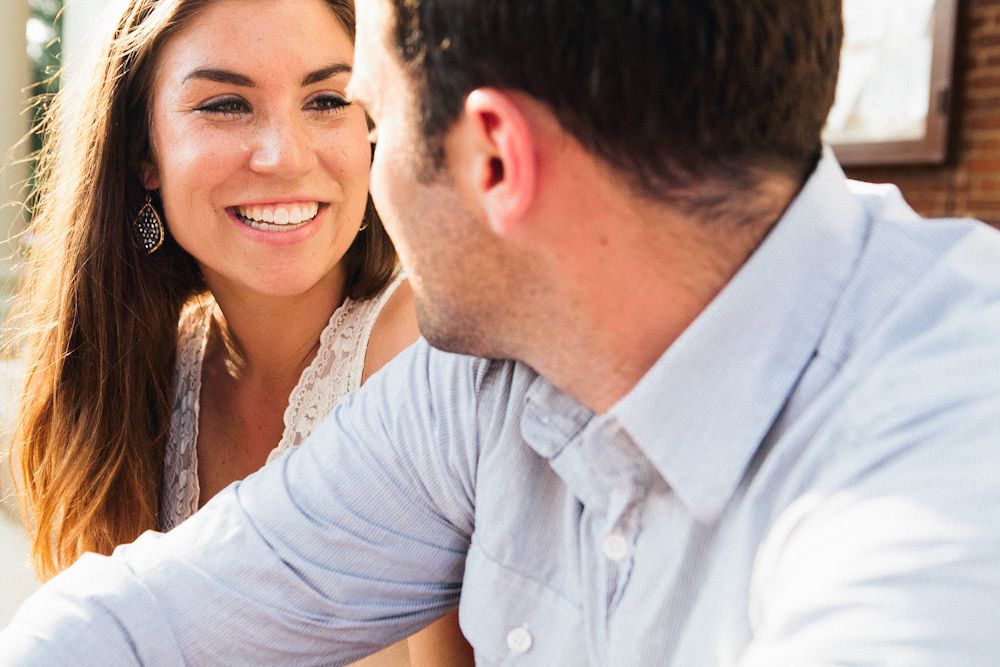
[
  {"x1": 307, "y1": 94, "x2": 350, "y2": 114},
  {"x1": 196, "y1": 98, "x2": 249, "y2": 118}
]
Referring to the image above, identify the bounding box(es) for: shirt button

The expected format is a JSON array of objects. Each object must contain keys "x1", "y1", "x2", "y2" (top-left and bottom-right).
[
  {"x1": 601, "y1": 532, "x2": 631, "y2": 561},
  {"x1": 506, "y1": 626, "x2": 533, "y2": 654}
]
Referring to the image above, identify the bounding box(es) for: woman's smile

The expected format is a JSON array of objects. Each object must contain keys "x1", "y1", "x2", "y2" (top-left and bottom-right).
[{"x1": 230, "y1": 201, "x2": 325, "y2": 232}]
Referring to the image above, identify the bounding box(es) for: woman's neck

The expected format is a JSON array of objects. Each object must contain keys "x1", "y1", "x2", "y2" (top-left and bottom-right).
[{"x1": 204, "y1": 268, "x2": 347, "y2": 384}]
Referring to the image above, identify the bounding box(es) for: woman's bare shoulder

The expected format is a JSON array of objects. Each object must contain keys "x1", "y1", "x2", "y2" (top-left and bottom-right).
[{"x1": 361, "y1": 279, "x2": 420, "y2": 383}]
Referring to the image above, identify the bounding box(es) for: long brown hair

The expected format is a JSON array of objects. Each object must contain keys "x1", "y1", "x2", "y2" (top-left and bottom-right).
[{"x1": 8, "y1": 0, "x2": 395, "y2": 580}]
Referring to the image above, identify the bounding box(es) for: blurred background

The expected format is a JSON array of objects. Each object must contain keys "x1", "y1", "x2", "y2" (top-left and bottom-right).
[
  {"x1": 1, "y1": 0, "x2": 1000, "y2": 626},
  {"x1": 0, "y1": 0, "x2": 115, "y2": 624}
]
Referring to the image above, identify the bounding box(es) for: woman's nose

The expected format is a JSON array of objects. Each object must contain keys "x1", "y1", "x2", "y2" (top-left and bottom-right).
[{"x1": 248, "y1": 116, "x2": 316, "y2": 178}]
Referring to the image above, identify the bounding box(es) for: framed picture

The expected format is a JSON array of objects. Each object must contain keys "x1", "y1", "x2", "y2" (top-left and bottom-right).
[{"x1": 825, "y1": 0, "x2": 959, "y2": 166}]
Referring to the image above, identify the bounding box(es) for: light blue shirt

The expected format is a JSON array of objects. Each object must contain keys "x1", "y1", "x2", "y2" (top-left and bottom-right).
[{"x1": 6, "y1": 151, "x2": 1000, "y2": 665}]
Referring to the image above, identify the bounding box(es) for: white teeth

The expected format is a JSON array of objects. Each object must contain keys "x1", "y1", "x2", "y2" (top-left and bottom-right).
[
  {"x1": 244, "y1": 220, "x2": 300, "y2": 232},
  {"x1": 236, "y1": 202, "x2": 320, "y2": 228}
]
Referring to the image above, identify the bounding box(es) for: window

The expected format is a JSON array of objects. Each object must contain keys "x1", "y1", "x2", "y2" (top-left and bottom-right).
[{"x1": 825, "y1": 0, "x2": 959, "y2": 166}]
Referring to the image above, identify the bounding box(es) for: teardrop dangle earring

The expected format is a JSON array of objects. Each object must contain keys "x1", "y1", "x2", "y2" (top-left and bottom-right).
[{"x1": 132, "y1": 192, "x2": 165, "y2": 255}]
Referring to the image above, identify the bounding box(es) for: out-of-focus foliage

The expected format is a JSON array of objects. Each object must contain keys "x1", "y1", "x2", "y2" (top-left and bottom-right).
[{"x1": 25, "y1": 0, "x2": 62, "y2": 211}]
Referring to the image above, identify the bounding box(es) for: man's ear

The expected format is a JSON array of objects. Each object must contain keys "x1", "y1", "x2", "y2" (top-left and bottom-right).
[
  {"x1": 139, "y1": 160, "x2": 160, "y2": 191},
  {"x1": 455, "y1": 88, "x2": 538, "y2": 236}
]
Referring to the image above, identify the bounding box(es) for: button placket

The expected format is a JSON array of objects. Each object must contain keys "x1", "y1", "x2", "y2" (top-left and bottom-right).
[
  {"x1": 597, "y1": 481, "x2": 647, "y2": 620},
  {"x1": 574, "y1": 413, "x2": 654, "y2": 657}
]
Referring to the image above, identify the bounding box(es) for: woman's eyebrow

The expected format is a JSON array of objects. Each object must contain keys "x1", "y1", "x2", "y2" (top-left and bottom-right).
[
  {"x1": 178, "y1": 63, "x2": 350, "y2": 88},
  {"x1": 182, "y1": 68, "x2": 255, "y2": 87},
  {"x1": 301, "y1": 63, "x2": 352, "y2": 86}
]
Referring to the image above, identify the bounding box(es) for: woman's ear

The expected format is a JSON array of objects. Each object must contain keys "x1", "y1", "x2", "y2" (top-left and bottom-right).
[
  {"x1": 453, "y1": 88, "x2": 538, "y2": 237},
  {"x1": 139, "y1": 160, "x2": 160, "y2": 191}
]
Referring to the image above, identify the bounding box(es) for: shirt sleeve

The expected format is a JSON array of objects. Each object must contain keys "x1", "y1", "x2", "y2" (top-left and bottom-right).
[
  {"x1": 738, "y1": 310, "x2": 1000, "y2": 667},
  {"x1": 0, "y1": 339, "x2": 480, "y2": 666}
]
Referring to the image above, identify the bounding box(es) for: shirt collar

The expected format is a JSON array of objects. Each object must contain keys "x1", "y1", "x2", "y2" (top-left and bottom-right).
[{"x1": 609, "y1": 148, "x2": 868, "y2": 522}]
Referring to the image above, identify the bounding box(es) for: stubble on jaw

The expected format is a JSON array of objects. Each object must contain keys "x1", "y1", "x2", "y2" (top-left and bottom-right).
[{"x1": 399, "y1": 189, "x2": 509, "y2": 358}]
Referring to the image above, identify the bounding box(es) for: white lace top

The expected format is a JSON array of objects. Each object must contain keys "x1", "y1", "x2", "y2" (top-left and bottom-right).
[{"x1": 160, "y1": 273, "x2": 406, "y2": 531}]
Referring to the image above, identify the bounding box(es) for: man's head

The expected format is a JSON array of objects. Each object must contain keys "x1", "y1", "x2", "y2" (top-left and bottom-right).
[
  {"x1": 381, "y1": 0, "x2": 842, "y2": 204},
  {"x1": 349, "y1": 0, "x2": 843, "y2": 359}
]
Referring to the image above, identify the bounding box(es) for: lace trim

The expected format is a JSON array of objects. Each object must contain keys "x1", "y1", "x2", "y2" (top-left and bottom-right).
[
  {"x1": 161, "y1": 296, "x2": 212, "y2": 532},
  {"x1": 160, "y1": 273, "x2": 406, "y2": 530},
  {"x1": 271, "y1": 272, "x2": 406, "y2": 461}
]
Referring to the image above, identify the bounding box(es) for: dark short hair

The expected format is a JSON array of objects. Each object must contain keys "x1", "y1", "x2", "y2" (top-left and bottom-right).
[{"x1": 388, "y1": 0, "x2": 842, "y2": 204}]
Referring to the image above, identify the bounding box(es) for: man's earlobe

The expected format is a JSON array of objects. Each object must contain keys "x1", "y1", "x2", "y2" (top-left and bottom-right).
[{"x1": 463, "y1": 88, "x2": 537, "y2": 235}]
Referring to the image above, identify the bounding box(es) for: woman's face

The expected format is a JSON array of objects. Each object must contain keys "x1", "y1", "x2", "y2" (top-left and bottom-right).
[{"x1": 145, "y1": 0, "x2": 370, "y2": 300}]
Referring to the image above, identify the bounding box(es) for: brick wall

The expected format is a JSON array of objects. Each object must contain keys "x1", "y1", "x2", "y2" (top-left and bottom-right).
[{"x1": 845, "y1": 0, "x2": 1000, "y2": 225}]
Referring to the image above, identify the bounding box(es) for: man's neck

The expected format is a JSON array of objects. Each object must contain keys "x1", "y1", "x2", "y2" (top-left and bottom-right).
[{"x1": 522, "y1": 176, "x2": 799, "y2": 414}]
